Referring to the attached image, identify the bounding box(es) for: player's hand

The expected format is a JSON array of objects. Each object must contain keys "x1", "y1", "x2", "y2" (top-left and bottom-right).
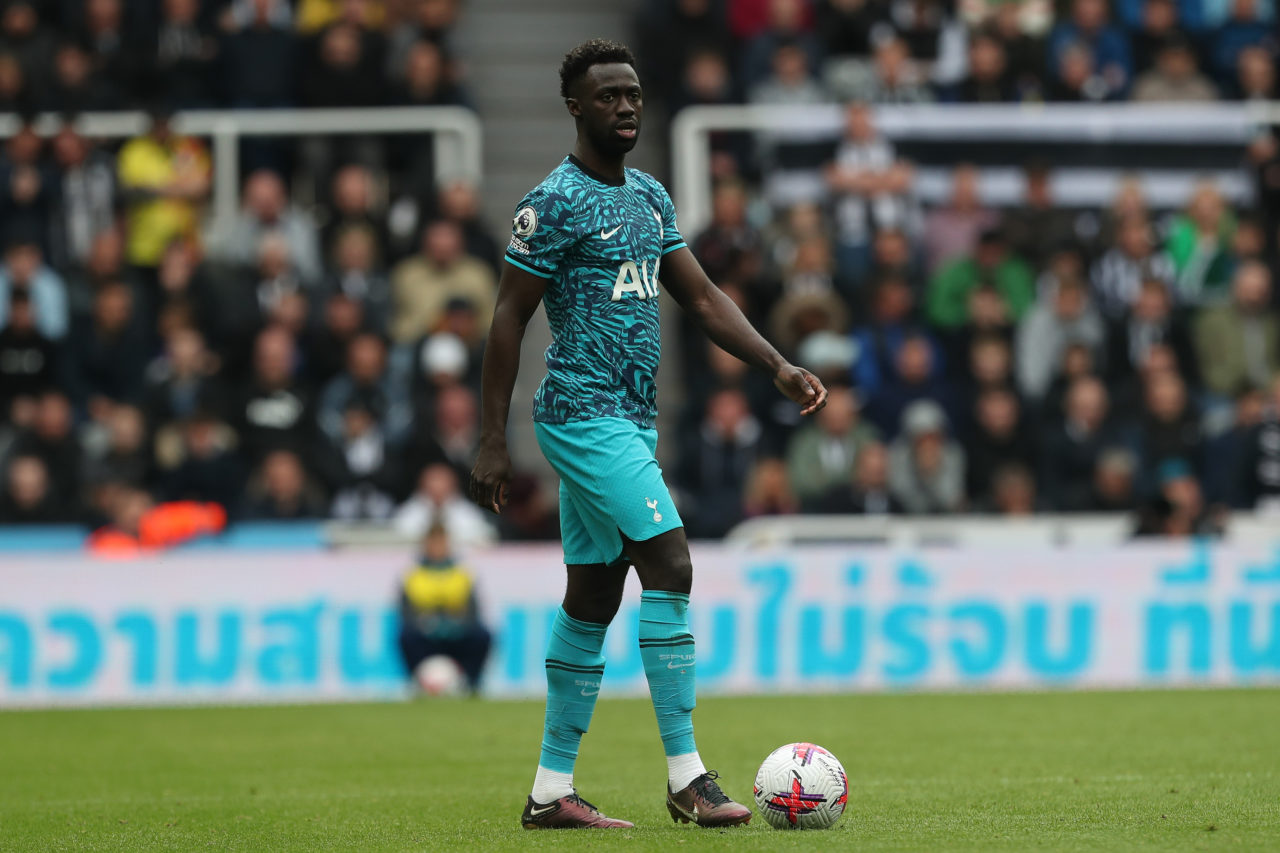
[
  {"x1": 773, "y1": 364, "x2": 828, "y2": 416},
  {"x1": 469, "y1": 438, "x2": 512, "y2": 514}
]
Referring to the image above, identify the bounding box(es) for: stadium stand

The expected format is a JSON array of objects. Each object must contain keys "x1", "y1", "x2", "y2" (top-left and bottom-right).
[{"x1": 0, "y1": 0, "x2": 1279, "y2": 546}]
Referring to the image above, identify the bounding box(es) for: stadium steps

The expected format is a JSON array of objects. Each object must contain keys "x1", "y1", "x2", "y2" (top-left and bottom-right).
[{"x1": 454, "y1": 0, "x2": 677, "y2": 477}]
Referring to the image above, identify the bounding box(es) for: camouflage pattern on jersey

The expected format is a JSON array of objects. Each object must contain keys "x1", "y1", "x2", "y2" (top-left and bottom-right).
[{"x1": 504, "y1": 155, "x2": 686, "y2": 428}]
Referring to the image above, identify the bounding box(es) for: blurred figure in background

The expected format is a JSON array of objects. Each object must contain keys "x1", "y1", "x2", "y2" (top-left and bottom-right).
[
  {"x1": 151, "y1": 0, "x2": 220, "y2": 109},
  {"x1": 1234, "y1": 376, "x2": 1280, "y2": 509},
  {"x1": 318, "y1": 332, "x2": 412, "y2": 448},
  {"x1": 1002, "y1": 163, "x2": 1082, "y2": 269},
  {"x1": 318, "y1": 392, "x2": 398, "y2": 520},
  {"x1": 987, "y1": 463, "x2": 1039, "y2": 515},
  {"x1": 1139, "y1": 368, "x2": 1202, "y2": 483},
  {"x1": 117, "y1": 106, "x2": 210, "y2": 275},
  {"x1": 825, "y1": 102, "x2": 914, "y2": 289},
  {"x1": 966, "y1": 386, "x2": 1036, "y2": 507},
  {"x1": 0, "y1": 290, "x2": 57, "y2": 419},
  {"x1": 1041, "y1": 375, "x2": 1124, "y2": 511},
  {"x1": 1231, "y1": 44, "x2": 1276, "y2": 101},
  {"x1": 1166, "y1": 181, "x2": 1236, "y2": 304},
  {"x1": 741, "y1": 456, "x2": 799, "y2": 519},
  {"x1": 888, "y1": 400, "x2": 967, "y2": 514},
  {"x1": 926, "y1": 229, "x2": 1035, "y2": 331},
  {"x1": 923, "y1": 164, "x2": 1000, "y2": 274},
  {"x1": 949, "y1": 27, "x2": 1018, "y2": 103},
  {"x1": 10, "y1": 390, "x2": 80, "y2": 510},
  {"x1": 1048, "y1": 0, "x2": 1133, "y2": 99},
  {"x1": 1090, "y1": 446, "x2": 1139, "y2": 512},
  {"x1": 324, "y1": 223, "x2": 391, "y2": 334},
  {"x1": 232, "y1": 325, "x2": 314, "y2": 466},
  {"x1": 435, "y1": 179, "x2": 498, "y2": 272},
  {"x1": 1090, "y1": 215, "x2": 1175, "y2": 320},
  {"x1": 143, "y1": 325, "x2": 220, "y2": 429},
  {"x1": 690, "y1": 179, "x2": 767, "y2": 296},
  {"x1": 740, "y1": 0, "x2": 821, "y2": 90},
  {"x1": 676, "y1": 386, "x2": 765, "y2": 538},
  {"x1": 1130, "y1": 0, "x2": 1181, "y2": 73},
  {"x1": 223, "y1": 169, "x2": 323, "y2": 286},
  {"x1": 396, "y1": 522, "x2": 493, "y2": 694},
  {"x1": 390, "y1": 219, "x2": 495, "y2": 345},
  {"x1": 0, "y1": 233, "x2": 68, "y2": 341},
  {"x1": 159, "y1": 409, "x2": 244, "y2": 512},
  {"x1": 786, "y1": 384, "x2": 878, "y2": 509},
  {"x1": 0, "y1": 453, "x2": 65, "y2": 523},
  {"x1": 1015, "y1": 276, "x2": 1106, "y2": 403},
  {"x1": 1132, "y1": 35, "x2": 1218, "y2": 102},
  {"x1": 51, "y1": 126, "x2": 117, "y2": 273},
  {"x1": 242, "y1": 449, "x2": 327, "y2": 519},
  {"x1": 1105, "y1": 274, "x2": 1200, "y2": 387},
  {"x1": 863, "y1": 330, "x2": 957, "y2": 439},
  {"x1": 82, "y1": 403, "x2": 152, "y2": 492},
  {"x1": 62, "y1": 280, "x2": 148, "y2": 417},
  {"x1": 1193, "y1": 260, "x2": 1278, "y2": 397},
  {"x1": 1134, "y1": 458, "x2": 1226, "y2": 536},
  {"x1": 837, "y1": 34, "x2": 934, "y2": 104},
  {"x1": 812, "y1": 440, "x2": 903, "y2": 515},
  {"x1": 323, "y1": 164, "x2": 390, "y2": 262},
  {"x1": 394, "y1": 461, "x2": 495, "y2": 546}
]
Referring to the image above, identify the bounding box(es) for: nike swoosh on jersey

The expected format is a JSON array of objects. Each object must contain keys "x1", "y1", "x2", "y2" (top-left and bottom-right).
[{"x1": 599, "y1": 225, "x2": 623, "y2": 239}]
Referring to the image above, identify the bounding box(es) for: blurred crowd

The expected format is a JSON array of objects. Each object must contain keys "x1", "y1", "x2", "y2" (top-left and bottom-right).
[
  {"x1": 638, "y1": 0, "x2": 1278, "y2": 111},
  {"x1": 0, "y1": 0, "x2": 539, "y2": 544},
  {"x1": 645, "y1": 0, "x2": 1280, "y2": 538},
  {"x1": 0, "y1": 0, "x2": 470, "y2": 115},
  {"x1": 2, "y1": 0, "x2": 1280, "y2": 543}
]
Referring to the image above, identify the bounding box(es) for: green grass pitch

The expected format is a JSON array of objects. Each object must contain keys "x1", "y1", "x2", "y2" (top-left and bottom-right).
[{"x1": 1, "y1": 690, "x2": 1277, "y2": 851}]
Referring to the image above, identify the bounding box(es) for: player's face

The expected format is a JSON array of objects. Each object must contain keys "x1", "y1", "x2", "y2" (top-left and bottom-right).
[{"x1": 570, "y1": 63, "x2": 643, "y2": 156}]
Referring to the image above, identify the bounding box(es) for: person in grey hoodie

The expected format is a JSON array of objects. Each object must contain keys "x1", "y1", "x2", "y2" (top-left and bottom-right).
[
  {"x1": 1016, "y1": 275, "x2": 1106, "y2": 402},
  {"x1": 888, "y1": 400, "x2": 967, "y2": 514}
]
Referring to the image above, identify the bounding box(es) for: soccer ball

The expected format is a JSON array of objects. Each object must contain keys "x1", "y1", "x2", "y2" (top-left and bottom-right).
[
  {"x1": 413, "y1": 655, "x2": 465, "y2": 696},
  {"x1": 753, "y1": 742, "x2": 848, "y2": 830}
]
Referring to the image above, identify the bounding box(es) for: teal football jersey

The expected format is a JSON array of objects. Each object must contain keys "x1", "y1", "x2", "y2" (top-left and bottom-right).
[{"x1": 504, "y1": 155, "x2": 686, "y2": 428}]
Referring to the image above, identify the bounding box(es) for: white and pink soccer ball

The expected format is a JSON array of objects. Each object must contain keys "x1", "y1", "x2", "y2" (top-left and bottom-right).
[
  {"x1": 753, "y1": 742, "x2": 849, "y2": 830},
  {"x1": 412, "y1": 655, "x2": 465, "y2": 696}
]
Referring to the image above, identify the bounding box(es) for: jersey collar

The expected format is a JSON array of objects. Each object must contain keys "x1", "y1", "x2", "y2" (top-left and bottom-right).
[{"x1": 567, "y1": 154, "x2": 626, "y2": 187}]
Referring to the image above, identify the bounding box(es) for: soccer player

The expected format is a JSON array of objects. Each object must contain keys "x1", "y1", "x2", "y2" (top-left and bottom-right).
[{"x1": 469, "y1": 38, "x2": 828, "y2": 830}]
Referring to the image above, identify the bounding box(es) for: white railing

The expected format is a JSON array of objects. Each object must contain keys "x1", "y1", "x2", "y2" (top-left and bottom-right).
[
  {"x1": 672, "y1": 102, "x2": 1269, "y2": 236},
  {"x1": 0, "y1": 107, "x2": 483, "y2": 236},
  {"x1": 311, "y1": 512, "x2": 1280, "y2": 550},
  {"x1": 722, "y1": 511, "x2": 1280, "y2": 549}
]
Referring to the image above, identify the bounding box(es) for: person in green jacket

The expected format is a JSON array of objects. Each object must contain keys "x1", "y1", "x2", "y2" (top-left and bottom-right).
[
  {"x1": 925, "y1": 229, "x2": 1036, "y2": 329},
  {"x1": 1165, "y1": 181, "x2": 1236, "y2": 306},
  {"x1": 786, "y1": 385, "x2": 880, "y2": 508},
  {"x1": 1193, "y1": 260, "x2": 1279, "y2": 397}
]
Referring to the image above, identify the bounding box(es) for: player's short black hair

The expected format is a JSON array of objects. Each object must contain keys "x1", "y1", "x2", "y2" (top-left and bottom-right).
[{"x1": 559, "y1": 38, "x2": 637, "y2": 100}]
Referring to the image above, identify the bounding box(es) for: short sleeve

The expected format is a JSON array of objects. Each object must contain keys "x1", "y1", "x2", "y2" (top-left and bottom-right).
[
  {"x1": 503, "y1": 188, "x2": 576, "y2": 279},
  {"x1": 658, "y1": 184, "x2": 686, "y2": 256}
]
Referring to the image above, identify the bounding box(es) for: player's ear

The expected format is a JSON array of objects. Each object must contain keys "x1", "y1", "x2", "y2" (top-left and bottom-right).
[{"x1": 565, "y1": 97, "x2": 581, "y2": 117}]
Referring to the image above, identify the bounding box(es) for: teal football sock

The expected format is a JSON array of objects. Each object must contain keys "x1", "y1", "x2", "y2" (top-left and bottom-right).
[
  {"x1": 537, "y1": 607, "x2": 608, "y2": 775},
  {"x1": 639, "y1": 590, "x2": 698, "y2": 758}
]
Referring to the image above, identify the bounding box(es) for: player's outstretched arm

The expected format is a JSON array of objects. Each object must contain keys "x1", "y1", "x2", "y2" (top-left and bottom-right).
[
  {"x1": 468, "y1": 264, "x2": 548, "y2": 514},
  {"x1": 661, "y1": 247, "x2": 828, "y2": 415}
]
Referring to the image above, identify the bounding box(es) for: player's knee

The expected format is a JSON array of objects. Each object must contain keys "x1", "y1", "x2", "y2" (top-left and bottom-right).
[
  {"x1": 563, "y1": 584, "x2": 624, "y2": 625},
  {"x1": 669, "y1": 554, "x2": 693, "y2": 594},
  {"x1": 649, "y1": 553, "x2": 692, "y2": 595}
]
